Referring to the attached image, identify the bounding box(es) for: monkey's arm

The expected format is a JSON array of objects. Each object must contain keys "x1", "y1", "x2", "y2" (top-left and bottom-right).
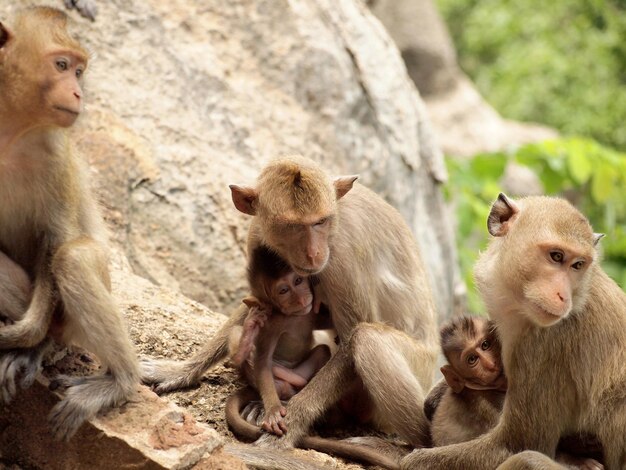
[
  {"x1": 141, "y1": 303, "x2": 249, "y2": 394},
  {"x1": 231, "y1": 306, "x2": 268, "y2": 367},
  {"x1": 423, "y1": 378, "x2": 449, "y2": 421},
  {"x1": 254, "y1": 328, "x2": 287, "y2": 436}
]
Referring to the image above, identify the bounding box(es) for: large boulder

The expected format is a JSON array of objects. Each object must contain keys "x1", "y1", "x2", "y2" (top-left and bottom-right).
[{"x1": 13, "y1": 0, "x2": 459, "y2": 321}]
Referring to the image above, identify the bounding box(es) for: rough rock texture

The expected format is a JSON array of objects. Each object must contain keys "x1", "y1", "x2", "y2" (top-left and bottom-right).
[
  {"x1": 2, "y1": 0, "x2": 460, "y2": 322},
  {"x1": 369, "y1": 0, "x2": 558, "y2": 158}
]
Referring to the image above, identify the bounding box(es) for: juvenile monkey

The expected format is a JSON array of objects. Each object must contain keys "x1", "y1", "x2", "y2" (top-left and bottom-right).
[
  {"x1": 401, "y1": 194, "x2": 625, "y2": 469},
  {"x1": 0, "y1": 7, "x2": 139, "y2": 440},
  {"x1": 142, "y1": 156, "x2": 439, "y2": 450},
  {"x1": 228, "y1": 245, "x2": 331, "y2": 436},
  {"x1": 427, "y1": 315, "x2": 506, "y2": 447}
]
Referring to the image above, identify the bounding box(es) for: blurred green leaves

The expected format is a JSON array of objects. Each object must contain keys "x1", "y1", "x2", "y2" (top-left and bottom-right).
[{"x1": 437, "y1": 0, "x2": 626, "y2": 150}]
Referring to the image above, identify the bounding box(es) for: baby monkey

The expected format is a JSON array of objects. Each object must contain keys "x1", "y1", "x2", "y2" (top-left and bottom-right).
[
  {"x1": 426, "y1": 315, "x2": 506, "y2": 446},
  {"x1": 227, "y1": 245, "x2": 332, "y2": 436}
]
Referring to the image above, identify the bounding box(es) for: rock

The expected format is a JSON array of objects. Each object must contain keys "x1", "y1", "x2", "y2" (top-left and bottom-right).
[
  {"x1": 2, "y1": 0, "x2": 460, "y2": 321},
  {"x1": 368, "y1": 0, "x2": 558, "y2": 158}
]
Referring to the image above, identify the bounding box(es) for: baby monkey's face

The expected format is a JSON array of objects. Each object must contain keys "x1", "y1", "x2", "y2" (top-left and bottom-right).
[{"x1": 271, "y1": 272, "x2": 313, "y2": 316}]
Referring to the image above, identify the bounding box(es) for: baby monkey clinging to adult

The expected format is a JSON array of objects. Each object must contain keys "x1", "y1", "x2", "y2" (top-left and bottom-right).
[
  {"x1": 227, "y1": 244, "x2": 332, "y2": 436},
  {"x1": 426, "y1": 315, "x2": 506, "y2": 447}
]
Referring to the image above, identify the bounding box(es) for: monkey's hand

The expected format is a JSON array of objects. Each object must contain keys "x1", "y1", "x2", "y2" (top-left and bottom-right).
[
  {"x1": 261, "y1": 404, "x2": 287, "y2": 436},
  {"x1": 139, "y1": 358, "x2": 199, "y2": 394},
  {"x1": 0, "y1": 340, "x2": 50, "y2": 403}
]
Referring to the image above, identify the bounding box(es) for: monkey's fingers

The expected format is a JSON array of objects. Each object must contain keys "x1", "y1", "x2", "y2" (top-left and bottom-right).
[
  {"x1": 243, "y1": 401, "x2": 265, "y2": 425},
  {"x1": 0, "y1": 352, "x2": 21, "y2": 403}
]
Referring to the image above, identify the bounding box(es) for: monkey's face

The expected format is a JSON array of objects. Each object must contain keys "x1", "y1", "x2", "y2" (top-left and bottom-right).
[
  {"x1": 40, "y1": 49, "x2": 87, "y2": 127},
  {"x1": 270, "y1": 272, "x2": 314, "y2": 316},
  {"x1": 453, "y1": 333, "x2": 505, "y2": 389},
  {"x1": 519, "y1": 241, "x2": 594, "y2": 327},
  {"x1": 264, "y1": 216, "x2": 333, "y2": 276}
]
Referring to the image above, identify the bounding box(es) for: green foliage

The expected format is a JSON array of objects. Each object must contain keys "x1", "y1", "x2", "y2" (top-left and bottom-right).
[
  {"x1": 436, "y1": 0, "x2": 626, "y2": 150},
  {"x1": 447, "y1": 137, "x2": 626, "y2": 312}
]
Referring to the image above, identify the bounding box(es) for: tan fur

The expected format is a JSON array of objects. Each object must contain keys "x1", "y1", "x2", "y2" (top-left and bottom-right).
[
  {"x1": 401, "y1": 194, "x2": 626, "y2": 469},
  {"x1": 0, "y1": 7, "x2": 139, "y2": 440},
  {"x1": 142, "y1": 156, "x2": 438, "y2": 450}
]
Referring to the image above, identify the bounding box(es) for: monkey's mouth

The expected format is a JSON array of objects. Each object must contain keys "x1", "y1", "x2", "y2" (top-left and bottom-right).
[
  {"x1": 533, "y1": 303, "x2": 565, "y2": 325},
  {"x1": 54, "y1": 106, "x2": 80, "y2": 116}
]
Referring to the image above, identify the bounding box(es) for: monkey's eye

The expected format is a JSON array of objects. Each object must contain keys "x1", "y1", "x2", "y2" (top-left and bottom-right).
[
  {"x1": 550, "y1": 251, "x2": 564, "y2": 263},
  {"x1": 467, "y1": 355, "x2": 478, "y2": 366},
  {"x1": 76, "y1": 68, "x2": 84, "y2": 78},
  {"x1": 55, "y1": 58, "x2": 69, "y2": 72},
  {"x1": 481, "y1": 340, "x2": 491, "y2": 350},
  {"x1": 315, "y1": 218, "x2": 328, "y2": 226},
  {"x1": 294, "y1": 276, "x2": 304, "y2": 286},
  {"x1": 572, "y1": 260, "x2": 585, "y2": 270},
  {"x1": 278, "y1": 286, "x2": 290, "y2": 296}
]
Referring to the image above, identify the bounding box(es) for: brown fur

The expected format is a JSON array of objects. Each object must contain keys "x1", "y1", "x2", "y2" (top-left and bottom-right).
[
  {"x1": 428, "y1": 316, "x2": 505, "y2": 447},
  {"x1": 141, "y1": 156, "x2": 439, "y2": 451},
  {"x1": 401, "y1": 194, "x2": 625, "y2": 469},
  {"x1": 0, "y1": 7, "x2": 139, "y2": 440}
]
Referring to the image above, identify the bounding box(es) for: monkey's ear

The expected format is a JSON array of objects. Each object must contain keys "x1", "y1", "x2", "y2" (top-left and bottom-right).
[
  {"x1": 334, "y1": 175, "x2": 358, "y2": 200},
  {"x1": 593, "y1": 233, "x2": 605, "y2": 247},
  {"x1": 242, "y1": 295, "x2": 262, "y2": 309},
  {"x1": 487, "y1": 193, "x2": 519, "y2": 237},
  {"x1": 441, "y1": 365, "x2": 465, "y2": 393},
  {"x1": 0, "y1": 22, "x2": 12, "y2": 50},
  {"x1": 230, "y1": 185, "x2": 258, "y2": 216}
]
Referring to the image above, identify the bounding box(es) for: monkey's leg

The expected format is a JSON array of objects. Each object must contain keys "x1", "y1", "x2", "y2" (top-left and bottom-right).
[
  {"x1": 0, "y1": 251, "x2": 32, "y2": 322},
  {"x1": 348, "y1": 323, "x2": 433, "y2": 447},
  {"x1": 48, "y1": 238, "x2": 140, "y2": 441},
  {"x1": 497, "y1": 451, "x2": 567, "y2": 469},
  {"x1": 140, "y1": 303, "x2": 249, "y2": 394}
]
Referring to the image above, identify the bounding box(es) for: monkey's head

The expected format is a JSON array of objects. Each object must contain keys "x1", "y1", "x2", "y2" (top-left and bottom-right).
[
  {"x1": 231, "y1": 156, "x2": 357, "y2": 276},
  {"x1": 440, "y1": 315, "x2": 506, "y2": 393},
  {"x1": 0, "y1": 7, "x2": 88, "y2": 129},
  {"x1": 247, "y1": 245, "x2": 314, "y2": 316},
  {"x1": 475, "y1": 193, "x2": 602, "y2": 328}
]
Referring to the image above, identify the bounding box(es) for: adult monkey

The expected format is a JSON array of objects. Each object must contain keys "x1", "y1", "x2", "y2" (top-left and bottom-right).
[
  {"x1": 143, "y1": 155, "x2": 439, "y2": 448},
  {"x1": 0, "y1": 7, "x2": 140, "y2": 440},
  {"x1": 401, "y1": 194, "x2": 626, "y2": 469}
]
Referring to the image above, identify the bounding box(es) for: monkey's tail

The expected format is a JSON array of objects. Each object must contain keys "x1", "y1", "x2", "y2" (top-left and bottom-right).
[{"x1": 225, "y1": 386, "x2": 401, "y2": 470}]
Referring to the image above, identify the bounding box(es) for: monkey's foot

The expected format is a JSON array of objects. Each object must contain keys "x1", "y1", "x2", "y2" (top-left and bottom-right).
[
  {"x1": 241, "y1": 400, "x2": 265, "y2": 426},
  {"x1": 139, "y1": 357, "x2": 197, "y2": 394},
  {"x1": 0, "y1": 342, "x2": 49, "y2": 403},
  {"x1": 254, "y1": 431, "x2": 295, "y2": 450},
  {"x1": 64, "y1": 0, "x2": 98, "y2": 21},
  {"x1": 49, "y1": 373, "x2": 133, "y2": 441}
]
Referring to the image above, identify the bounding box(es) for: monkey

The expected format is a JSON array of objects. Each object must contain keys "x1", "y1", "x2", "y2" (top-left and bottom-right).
[
  {"x1": 0, "y1": 7, "x2": 140, "y2": 440},
  {"x1": 427, "y1": 315, "x2": 506, "y2": 447},
  {"x1": 400, "y1": 194, "x2": 625, "y2": 469},
  {"x1": 0, "y1": 250, "x2": 32, "y2": 322},
  {"x1": 141, "y1": 155, "x2": 439, "y2": 450},
  {"x1": 227, "y1": 244, "x2": 332, "y2": 436},
  {"x1": 425, "y1": 315, "x2": 602, "y2": 469}
]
